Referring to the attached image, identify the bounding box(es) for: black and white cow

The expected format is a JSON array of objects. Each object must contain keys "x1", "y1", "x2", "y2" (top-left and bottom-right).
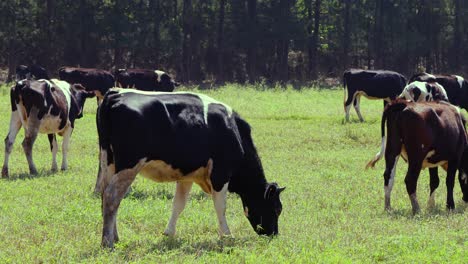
[
  {"x1": 343, "y1": 69, "x2": 407, "y2": 122},
  {"x1": 2, "y1": 79, "x2": 94, "y2": 178},
  {"x1": 410, "y1": 72, "x2": 468, "y2": 111},
  {"x1": 399, "y1": 81, "x2": 449, "y2": 102},
  {"x1": 95, "y1": 88, "x2": 285, "y2": 248},
  {"x1": 58, "y1": 67, "x2": 115, "y2": 101},
  {"x1": 15, "y1": 65, "x2": 50, "y2": 81},
  {"x1": 366, "y1": 100, "x2": 468, "y2": 214},
  {"x1": 114, "y1": 68, "x2": 179, "y2": 92}
]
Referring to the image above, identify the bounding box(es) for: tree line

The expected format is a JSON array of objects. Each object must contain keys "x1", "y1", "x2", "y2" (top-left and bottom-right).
[{"x1": 1, "y1": 0, "x2": 467, "y2": 84}]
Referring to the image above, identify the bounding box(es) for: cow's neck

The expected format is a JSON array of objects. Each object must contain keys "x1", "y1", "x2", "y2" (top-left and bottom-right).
[{"x1": 229, "y1": 147, "x2": 267, "y2": 200}]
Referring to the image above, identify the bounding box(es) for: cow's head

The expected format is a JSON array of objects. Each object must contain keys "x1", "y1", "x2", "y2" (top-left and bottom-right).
[
  {"x1": 16, "y1": 65, "x2": 31, "y2": 81},
  {"x1": 242, "y1": 183, "x2": 285, "y2": 236},
  {"x1": 155, "y1": 70, "x2": 177, "y2": 92},
  {"x1": 70, "y1": 84, "x2": 95, "y2": 119}
]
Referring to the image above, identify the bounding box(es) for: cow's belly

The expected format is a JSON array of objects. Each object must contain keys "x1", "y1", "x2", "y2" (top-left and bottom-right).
[
  {"x1": 401, "y1": 145, "x2": 448, "y2": 169},
  {"x1": 355, "y1": 91, "x2": 388, "y2": 100},
  {"x1": 38, "y1": 115, "x2": 65, "y2": 133},
  {"x1": 139, "y1": 159, "x2": 213, "y2": 193}
]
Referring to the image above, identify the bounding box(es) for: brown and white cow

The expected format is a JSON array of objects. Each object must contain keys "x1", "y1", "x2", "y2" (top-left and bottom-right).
[
  {"x1": 1, "y1": 79, "x2": 94, "y2": 178},
  {"x1": 114, "y1": 68, "x2": 179, "y2": 92},
  {"x1": 58, "y1": 67, "x2": 115, "y2": 101},
  {"x1": 366, "y1": 100, "x2": 468, "y2": 214}
]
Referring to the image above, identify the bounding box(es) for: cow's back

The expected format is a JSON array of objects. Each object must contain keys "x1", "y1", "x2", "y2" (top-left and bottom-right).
[{"x1": 98, "y1": 90, "x2": 242, "y2": 177}]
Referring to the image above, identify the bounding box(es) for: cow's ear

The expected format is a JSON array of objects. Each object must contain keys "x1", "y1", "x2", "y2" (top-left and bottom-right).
[
  {"x1": 278, "y1": 187, "x2": 286, "y2": 195},
  {"x1": 264, "y1": 183, "x2": 279, "y2": 200}
]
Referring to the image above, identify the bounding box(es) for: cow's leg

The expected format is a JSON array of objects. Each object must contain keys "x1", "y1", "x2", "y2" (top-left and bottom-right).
[
  {"x1": 163, "y1": 181, "x2": 193, "y2": 236},
  {"x1": 101, "y1": 159, "x2": 145, "y2": 248},
  {"x1": 212, "y1": 182, "x2": 231, "y2": 236},
  {"x1": 22, "y1": 110, "x2": 40, "y2": 175},
  {"x1": 60, "y1": 126, "x2": 73, "y2": 171},
  {"x1": 353, "y1": 94, "x2": 364, "y2": 122},
  {"x1": 2, "y1": 111, "x2": 22, "y2": 178},
  {"x1": 48, "y1": 134, "x2": 58, "y2": 172},
  {"x1": 445, "y1": 161, "x2": 458, "y2": 210},
  {"x1": 404, "y1": 163, "x2": 423, "y2": 214},
  {"x1": 344, "y1": 89, "x2": 355, "y2": 122},
  {"x1": 427, "y1": 168, "x2": 439, "y2": 209},
  {"x1": 383, "y1": 155, "x2": 399, "y2": 211}
]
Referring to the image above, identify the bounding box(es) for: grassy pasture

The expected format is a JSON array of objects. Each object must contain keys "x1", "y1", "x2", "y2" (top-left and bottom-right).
[{"x1": 0, "y1": 84, "x2": 467, "y2": 263}]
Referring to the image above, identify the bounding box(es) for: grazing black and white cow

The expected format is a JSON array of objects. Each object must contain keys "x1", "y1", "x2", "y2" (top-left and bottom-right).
[
  {"x1": 410, "y1": 72, "x2": 468, "y2": 111},
  {"x1": 15, "y1": 65, "x2": 50, "y2": 81},
  {"x1": 58, "y1": 67, "x2": 115, "y2": 101},
  {"x1": 95, "y1": 88, "x2": 285, "y2": 248},
  {"x1": 366, "y1": 100, "x2": 468, "y2": 214},
  {"x1": 1, "y1": 79, "x2": 94, "y2": 178},
  {"x1": 399, "y1": 81, "x2": 449, "y2": 102},
  {"x1": 114, "y1": 68, "x2": 179, "y2": 92},
  {"x1": 343, "y1": 69, "x2": 407, "y2": 122}
]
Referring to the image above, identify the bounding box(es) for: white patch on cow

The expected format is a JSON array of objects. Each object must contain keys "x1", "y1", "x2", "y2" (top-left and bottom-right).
[
  {"x1": 462, "y1": 173, "x2": 468, "y2": 184},
  {"x1": 163, "y1": 181, "x2": 193, "y2": 237},
  {"x1": 213, "y1": 183, "x2": 231, "y2": 236},
  {"x1": 196, "y1": 93, "x2": 233, "y2": 124},
  {"x1": 384, "y1": 156, "x2": 399, "y2": 210},
  {"x1": 421, "y1": 150, "x2": 448, "y2": 169},
  {"x1": 140, "y1": 159, "x2": 214, "y2": 193},
  {"x1": 454, "y1": 75, "x2": 464, "y2": 88},
  {"x1": 113, "y1": 88, "x2": 233, "y2": 124},
  {"x1": 400, "y1": 81, "x2": 431, "y2": 102},
  {"x1": 46, "y1": 79, "x2": 72, "y2": 113},
  {"x1": 154, "y1": 70, "x2": 165, "y2": 82},
  {"x1": 427, "y1": 74, "x2": 436, "y2": 79},
  {"x1": 421, "y1": 144, "x2": 424, "y2": 149},
  {"x1": 38, "y1": 113, "x2": 63, "y2": 133},
  {"x1": 244, "y1": 206, "x2": 249, "y2": 217},
  {"x1": 427, "y1": 191, "x2": 436, "y2": 209}
]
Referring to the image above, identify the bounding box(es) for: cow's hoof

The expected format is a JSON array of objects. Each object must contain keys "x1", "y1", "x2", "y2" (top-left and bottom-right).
[
  {"x1": 163, "y1": 229, "x2": 175, "y2": 237},
  {"x1": 30, "y1": 169, "x2": 38, "y2": 175},
  {"x1": 1, "y1": 167, "x2": 8, "y2": 178}
]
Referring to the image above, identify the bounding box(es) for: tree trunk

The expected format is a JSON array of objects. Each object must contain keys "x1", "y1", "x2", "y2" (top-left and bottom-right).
[
  {"x1": 216, "y1": 0, "x2": 226, "y2": 83},
  {"x1": 277, "y1": 0, "x2": 291, "y2": 83},
  {"x1": 150, "y1": 0, "x2": 161, "y2": 66},
  {"x1": 182, "y1": 0, "x2": 193, "y2": 82},
  {"x1": 453, "y1": 0, "x2": 462, "y2": 72},
  {"x1": 374, "y1": 0, "x2": 384, "y2": 69},
  {"x1": 343, "y1": 0, "x2": 351, "y2": 71},
  {"x1": 246, "y1": 0, "x2": 257, "y2": 83}
]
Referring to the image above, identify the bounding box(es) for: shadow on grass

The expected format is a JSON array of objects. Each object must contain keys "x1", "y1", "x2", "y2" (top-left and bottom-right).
[
  {"x1": 4, "y1": 169, "x2": 58, "y2": 181},
  {"x1": 386, "y1": 202, "x2": 468, "y2": 219},
  {"x1": 144, "y1": 235, "x2": 259, "y2": 255}
]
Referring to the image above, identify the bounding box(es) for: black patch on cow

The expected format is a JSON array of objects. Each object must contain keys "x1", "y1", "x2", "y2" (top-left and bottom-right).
[{"x1": 413, "y1": 88, "x2": 421, "y2": 102}]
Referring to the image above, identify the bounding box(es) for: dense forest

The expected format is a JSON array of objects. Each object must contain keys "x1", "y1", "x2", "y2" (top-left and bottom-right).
[{"x1": 0, "y1": 0, "x2": 467, "y2": 84}]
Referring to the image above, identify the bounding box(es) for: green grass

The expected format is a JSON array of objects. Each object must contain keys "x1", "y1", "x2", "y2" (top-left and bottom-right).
[{"x1": 0, "y1": 84, "x2": 467, "y2": 263}]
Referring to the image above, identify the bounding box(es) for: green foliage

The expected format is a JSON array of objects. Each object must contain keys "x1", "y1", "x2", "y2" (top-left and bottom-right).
[{"x1": 1, "y1": 86, "x2": 467, "y2": 262}]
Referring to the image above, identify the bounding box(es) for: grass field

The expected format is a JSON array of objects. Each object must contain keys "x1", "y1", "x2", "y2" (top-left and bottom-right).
[{"x1": 0, "y1": 83, "x2": 467, "y2": 263}]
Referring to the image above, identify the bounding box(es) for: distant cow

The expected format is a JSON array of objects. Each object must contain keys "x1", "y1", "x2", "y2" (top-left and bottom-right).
[
  {"x1": 15, "y1": 65, "x2": 50, "y2": 81},
  {"x1": 95, "y1": 88, "x2": 285, "y2": 248},
  {"x1": 410, "y1": 72, "x2": 468, "y2": 111},
  {"x1": 58, "y1": 67, "x2": 114, "y2": 101},
  {"x1": 400, "y1": 81, "x2": 449, "y2": 102},
  {"x1": 366, "y1": 100, "x2": 468, "y2": 214},
  {"x1": 115, "y1": 68, "x2": 179, "y2": 92},
  {"x1": 343, "y1": 69, "x2": 407, "y2": 122},
  {"x1": 2, "y1": 79, "x2": 94, "y2": 178}
]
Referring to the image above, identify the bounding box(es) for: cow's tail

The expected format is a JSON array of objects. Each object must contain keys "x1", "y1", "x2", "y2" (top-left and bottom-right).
[
  {"x1": 366, "y1": 109, "x2": 388, "y2": 169},
  {"x1": 366, "y1": 101, "x2": 407, "y2": 169},
  {"x1": 97, "y1": 92, "x2": 114, "y2": 163}
]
